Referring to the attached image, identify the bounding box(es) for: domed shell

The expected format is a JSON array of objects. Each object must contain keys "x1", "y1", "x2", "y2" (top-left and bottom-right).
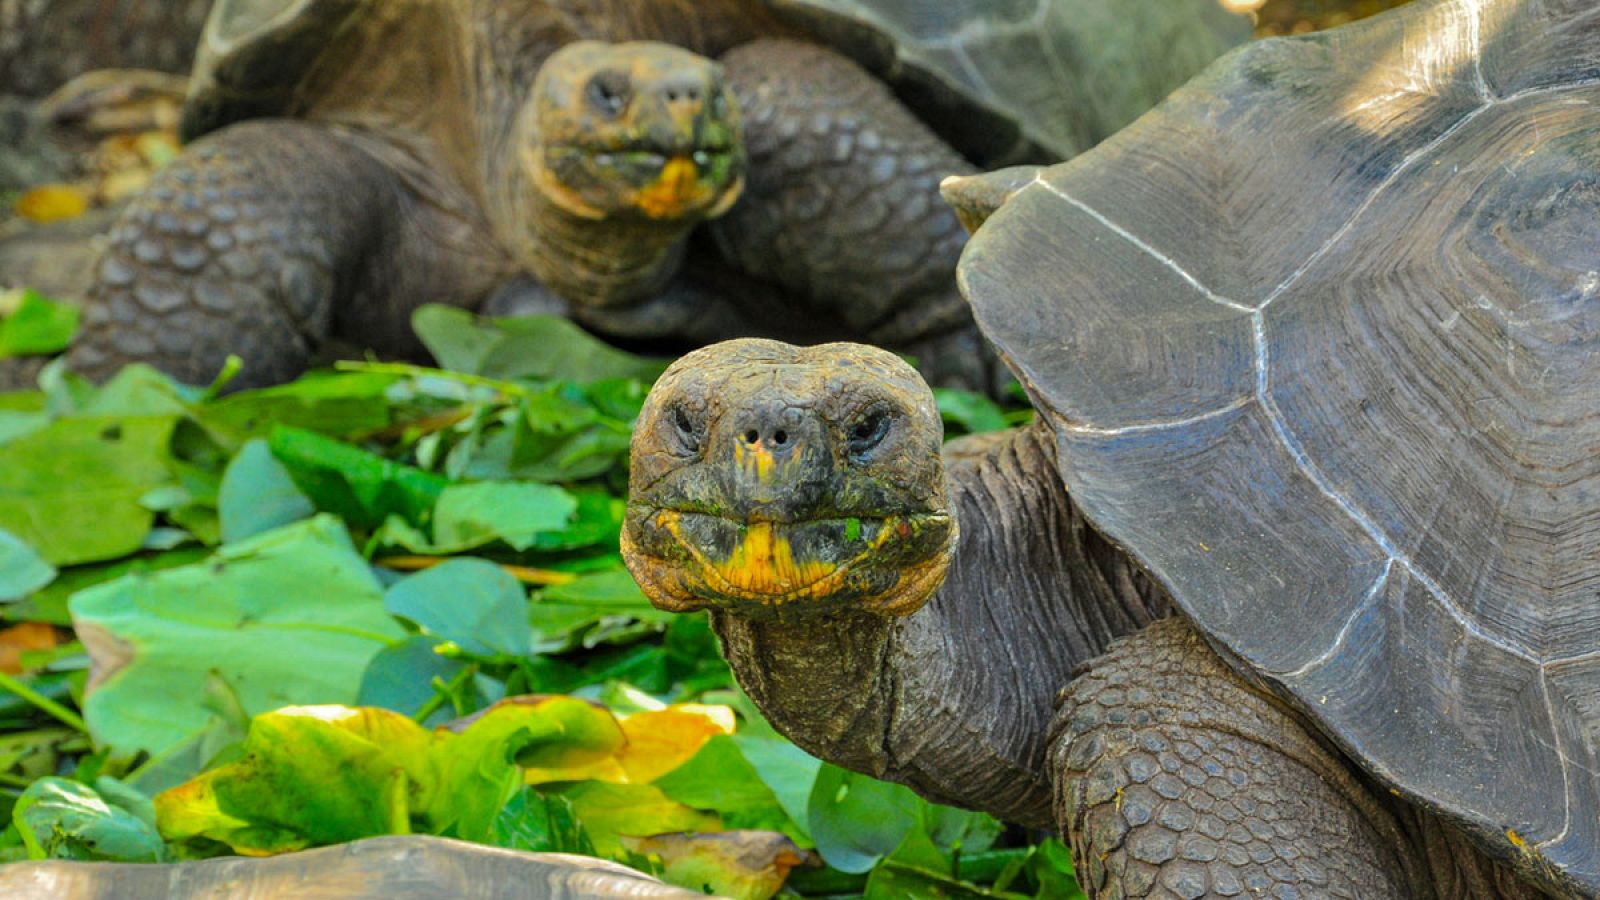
[
  {"x1": 957, "y1": 0, "x2": 1600, "y2": 895},
  {"x1": 179, "y1": 0, "x2": 1247, "y2": 165}
]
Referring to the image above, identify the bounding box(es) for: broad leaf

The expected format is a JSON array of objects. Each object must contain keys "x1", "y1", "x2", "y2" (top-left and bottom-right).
[
  {"x1": 0, "y1": 290, "x2": 80, "y2": 359},
  {"x1": 413, "y1": 306, "x2": 668, "y2": 383},
  {"x1": 13, "y1": 777, "x2": 165, "y2": 862},
  {"x1": 218, "y1": 439, "x2": 316, "y2": 543},
  {"x1": 70, "y1": 515, "x2": 404, "y2": 756},
  {"x1": 0, "y1": 416, "x2": 177, "y2": 565},
  {"x1": 0, "y1": 528, "x2": 54, "y2": 601},
  {"x1": 383, "y1": 559, "x2": 531, "y2": 658}
]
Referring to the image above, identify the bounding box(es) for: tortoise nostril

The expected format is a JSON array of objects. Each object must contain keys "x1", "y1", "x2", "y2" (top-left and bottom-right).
[
  {"x1": 742, "y1": 429, "x2": 759, "y2": 445},
  {"x1": 773, "y1": 429, "x2": 788, "y2": 446}
]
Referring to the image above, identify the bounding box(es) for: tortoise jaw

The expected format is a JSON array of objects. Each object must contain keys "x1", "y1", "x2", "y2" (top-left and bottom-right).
[
  {"x1": 536, "y1": 144, "x2": 745, "y2": 221},
  {"x1": 622, "y1": 507, "x2": 955, "y2": 620}
]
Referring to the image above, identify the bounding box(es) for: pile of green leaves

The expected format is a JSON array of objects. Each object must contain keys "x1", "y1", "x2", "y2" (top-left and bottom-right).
[{"x1": 0, "y1": 302, "x2": 1069, "y2": 898}]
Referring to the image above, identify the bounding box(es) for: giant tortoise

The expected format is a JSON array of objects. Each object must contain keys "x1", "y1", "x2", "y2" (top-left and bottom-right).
[
  {"x1": 621, "y1": 0, "x2": 1600, "y2": 895},
  {"x1": 15, "y1": 0, "x2": 1245, "y2": 392}
]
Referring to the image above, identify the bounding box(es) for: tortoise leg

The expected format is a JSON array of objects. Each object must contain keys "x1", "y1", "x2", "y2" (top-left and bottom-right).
[
  {"x1": 713, "y1": 40, "x2": 996, "y2": 391},
  {"x1": 66, "y1": 119, "x2": 503, "y2": 389},
  {"x1": 1052, "y1": 618, "x2": 1427, "y2": 898}
]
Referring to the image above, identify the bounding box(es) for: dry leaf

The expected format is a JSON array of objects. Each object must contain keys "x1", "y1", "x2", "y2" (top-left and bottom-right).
[{"x1": 15, "y1": 185, "x2": 91, "y2": 223}]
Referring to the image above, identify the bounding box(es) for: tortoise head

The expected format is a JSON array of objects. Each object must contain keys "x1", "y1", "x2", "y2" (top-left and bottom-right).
[
  {"x1": 526, "y1": 41, "x2": 745, "y2": 223},
  {"x1": 624, "y1": 340, "x2": 956, "y2": 620}
]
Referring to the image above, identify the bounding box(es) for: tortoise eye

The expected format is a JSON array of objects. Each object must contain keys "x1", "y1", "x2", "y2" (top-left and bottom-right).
[
  {"x1": 586, "y1": 70, "x2": 631, "y2": 117},
  {"x1": 847, "y1": 410, "x2": 892, "y2": 457},
  {"x1": 667, "y1": 403, "x2": 701, "y2": 455}
]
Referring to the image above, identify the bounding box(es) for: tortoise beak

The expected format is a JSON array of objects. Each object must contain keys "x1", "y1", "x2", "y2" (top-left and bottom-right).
[{"x1": 941, "y1": 165, "x2": 1043, "y2": 233}]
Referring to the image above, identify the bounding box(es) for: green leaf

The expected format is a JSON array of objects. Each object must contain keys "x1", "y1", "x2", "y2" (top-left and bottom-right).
[
  {"x1": 70, "y1": 515, "x2": 405, "y2": 756},
  {"x1": 0, "y1": 290, "x2": 79, "y2": 359},
  {"x1": 0, "y1": 416, "x2": 177, "y2": 565},
  {"x1": 733, "y1": 732, "x2": 823, "y2": 836},
  {"x1": 81, "y1": 365, "x2": 196, "y2": 417},
  {"x1": 383, "y1": 559, "x2": 531, "y2": 658},
  {"x1": 3, "y1": 546, "x2": 209, "y2": 626},
  {"x1": 356, "y1": 636, "x2": 476, "y2": 723},
  {"x1": 269, "y1": 426, "x2": 447, "y2": 529},
  {"x1": 431, "y1": 481, "x2": 577, "y2": 552},
  {"x1": 12, "y1": 776, "x2": 165, "y2": 862},
  {"x1": 933, "y1": 388, "x2": 1010, "y2": 435},
  {"x1": 492, "y1": 788, "x2": 595, "y2": 855},
  {"x1": 196, "y1": 372, "x2": 396, "y2": 447},
  {"x1": 806, "y1": 764, "x2": 922, "y2": 874},
  {"x1": 0, "y1": 528, "x2": 54, "y2": 602},
  {"x1": 653, "y1": 735, "x2": 804, "y2": 840},
  {"x1": 413, "y1": 306, "x2": 668, "y2": 383},
  {"x1": 218, "y1": 439, "x2": 316, "y2": 543},
  {"x1": 529, "y1": 569, "x2": 673, "y2": 653},
  {"x1": 1027, "y1": 838, "x2": 1086, "y2": 900}
]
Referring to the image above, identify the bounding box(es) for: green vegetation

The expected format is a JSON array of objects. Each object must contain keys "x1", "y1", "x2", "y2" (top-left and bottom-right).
[{"x1": 0, "y1": 303, "x2": 1071, "y2": 898}]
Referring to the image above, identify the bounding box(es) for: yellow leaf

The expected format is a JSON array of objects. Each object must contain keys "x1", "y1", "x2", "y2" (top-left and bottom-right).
[
  {"x1": 623, "y1": 831, "x2": 818, "y2": 900},
  {"x1": 15, "y1": 185, "x2": 90, "y2": 223},
  {"x1": 617, "y1": 705, "x2": 737, "y2": 785}
]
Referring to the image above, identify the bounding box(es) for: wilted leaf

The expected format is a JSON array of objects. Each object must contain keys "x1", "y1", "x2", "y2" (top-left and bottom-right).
[
  {"x1": 156, "y1": 706, "x2": 434, "y2": 855},
  {"x1": 70, "y1": 515, "x2": 404, "y2": 756},
  {"x1": 623, "y1": 831, "x2": 816, "y2": 900},
  {"x1": 432, "y1": 698, "x2": 625, "y2": 843},
  {"x1": 615, "y1": 705, "x2": 735, "y2": 785},
  {"x1": 14, "y1": 185, "x2": 90, "y2": 223},
  {"x1": 555, "y1": 781, "x2": 718, "y2": 856},
  {"x1": 218, "y1": 439, "x2": 316, "y2": 543},
  {"x1": 383, "y1": 558, "x2": 531, "y2": 658},
  {"x1": 0, "y1": 416, "x2": 177, "y2": 565},
  {"x1": 0, "y1": 290, "x2": 80, "y2": 359},
  {"x1": 0, "y1": 528, "x2": 55, "y2": 602},
  {"x1": 14, "y1": 777, "x2": 165, "y2": 862},
  {"x1": 0, "y1": 622, "x2": 62, "y2": 674}
]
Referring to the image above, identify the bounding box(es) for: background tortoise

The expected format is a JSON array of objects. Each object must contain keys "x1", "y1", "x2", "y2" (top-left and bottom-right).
[
  {"x1": 621, "y1": 0, "x2": 1600, "y2": 895},
  {"x1": 14, "y1": 0, "x2": 1246, "y2": 392}
]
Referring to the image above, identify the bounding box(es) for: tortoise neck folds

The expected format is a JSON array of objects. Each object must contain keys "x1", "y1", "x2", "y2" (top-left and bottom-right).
[
  {"x1": 501, "y1": 39, "x2": 745, "y2": 308},
  {"x1": 706, "y1": 423, "x2": 1171, "y2": 826}
]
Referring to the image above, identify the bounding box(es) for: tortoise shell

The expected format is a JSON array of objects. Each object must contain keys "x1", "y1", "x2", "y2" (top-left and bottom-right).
[
  {"x1": 179, "y1": 0, "x2": 1247, "y2": 166},
  {"x1": 957, "y1": 0, "x2": 1600, "y2": 894}
]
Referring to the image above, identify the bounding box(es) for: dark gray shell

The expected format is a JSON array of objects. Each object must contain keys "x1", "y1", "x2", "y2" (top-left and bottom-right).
[
  {"x1": 957, "y1": 0, "x2": 1600, "y2": 895},
  {"x1": 179, "y1": 0, "x2": 1248, "y2": 165}
]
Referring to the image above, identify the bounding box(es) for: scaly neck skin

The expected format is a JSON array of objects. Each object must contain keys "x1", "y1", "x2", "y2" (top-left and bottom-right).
[
  {"x1": 709, "y1": 421, "x2": 1171, "y2": 827},
  {"x1": 513, "y1": 176, "x2": 697, "y2": 309}
]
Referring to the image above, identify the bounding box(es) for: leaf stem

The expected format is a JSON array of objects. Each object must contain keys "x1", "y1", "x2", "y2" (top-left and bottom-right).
[{"x1": 0, "y1": 669, "x2": 87, "y2": 733}]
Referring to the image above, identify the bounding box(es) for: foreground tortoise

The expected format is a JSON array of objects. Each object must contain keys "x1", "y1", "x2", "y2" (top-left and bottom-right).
[
  {"x1": 30, "y1": 0, "x2": 1245, "y2": 392},
  {"x1": 0, "y1": 835, "x2": 712, "y2": 898},
  {"x1": 622, "y1": 0, "x2": 1600, "y2": 895}
]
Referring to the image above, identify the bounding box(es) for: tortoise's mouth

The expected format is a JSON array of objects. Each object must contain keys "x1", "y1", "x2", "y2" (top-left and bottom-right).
[
  {"x1": 622, "y1": 507, "x2": 955, "y2": 618},
  {"x1": 536, "y1": 143, "x2": 744, "y2": 221}
]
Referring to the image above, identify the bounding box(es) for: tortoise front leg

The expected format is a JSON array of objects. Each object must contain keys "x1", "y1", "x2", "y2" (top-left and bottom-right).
[
  {"x1": 66, "y1": 120, "x2": 504, "y2": 389},
  {"x1": 1054, "y1": 618, "x2": 1436, "y2": 898},
  {"x1": 712, "y1": 40, "x2": 998, "y2": 392}
]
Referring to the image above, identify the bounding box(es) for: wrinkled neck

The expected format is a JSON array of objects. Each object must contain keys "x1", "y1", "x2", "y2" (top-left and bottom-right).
[
  {"x1": 938, "y1": 421, "x2": 1171, "y2": 669},
  {"x1": 711, "y1": 422, "x2": 1170, "y2": 827},
  {"x1": 517, "y1": 183, "x2": 695, "y2": 307}
]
